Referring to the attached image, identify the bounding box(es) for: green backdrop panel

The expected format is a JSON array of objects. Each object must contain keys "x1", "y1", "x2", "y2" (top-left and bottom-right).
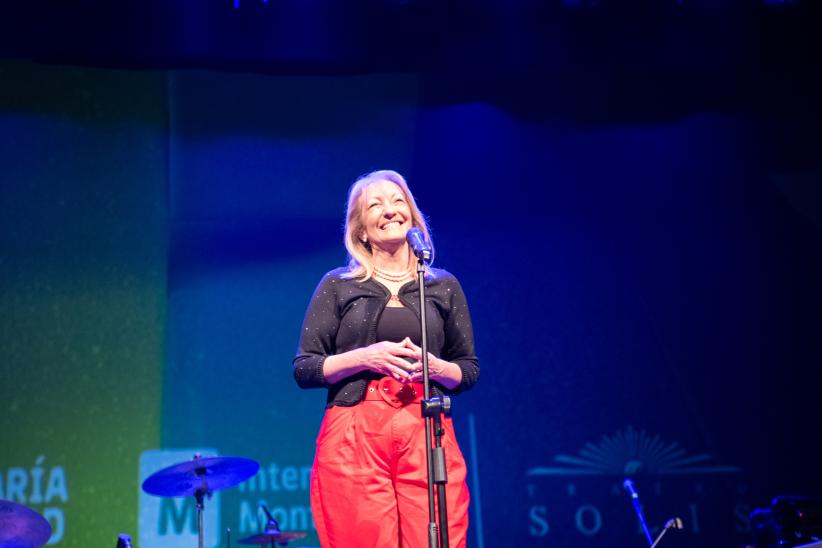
[{"x1": 0, "y1": 61, "x2": 168, "y2": 546}]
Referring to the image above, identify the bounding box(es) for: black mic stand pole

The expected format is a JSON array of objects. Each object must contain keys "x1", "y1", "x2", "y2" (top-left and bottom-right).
[{"x1": 415, "y1": 254, "x2": 451, "y2": 548}]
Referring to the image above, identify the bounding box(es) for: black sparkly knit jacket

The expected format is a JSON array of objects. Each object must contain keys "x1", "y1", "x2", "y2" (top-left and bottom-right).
[{"x1": 293, "y1": 266, "x2": 480, "y2": 408}]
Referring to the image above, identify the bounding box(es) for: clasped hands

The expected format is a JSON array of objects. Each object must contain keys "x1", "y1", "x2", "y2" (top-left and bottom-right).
[{"x1": 359, "y1": 337, "x2": 443, "y2": 384}]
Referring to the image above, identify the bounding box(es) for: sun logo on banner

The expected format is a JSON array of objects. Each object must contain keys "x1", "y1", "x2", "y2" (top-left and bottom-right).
[
  {"x1": 526, "y1": 425, "x2": 739, "y2": 477},
  {"x1": 523, "y1": 425, "x2": 747, "y2": 541}
]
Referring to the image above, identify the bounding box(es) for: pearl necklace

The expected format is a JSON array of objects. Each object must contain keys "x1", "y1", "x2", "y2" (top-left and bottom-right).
[{"x1": 373, "y1": 266, "x2": 413, "y2": 283}]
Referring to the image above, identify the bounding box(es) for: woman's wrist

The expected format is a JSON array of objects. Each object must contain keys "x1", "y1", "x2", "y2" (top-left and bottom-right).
[
  {"x1": 431, "y1": 356, "x2": 462, "y2": 390},
  {"x1": 323, "y1": 349, "x2": 366, "y2": 383}
]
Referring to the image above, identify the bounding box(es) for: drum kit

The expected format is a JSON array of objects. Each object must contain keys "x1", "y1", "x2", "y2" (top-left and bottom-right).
[
  {"x1": 0, "y1": 454, "x2": 312, "y2": 548},
  {"x1": 141, "y1": 454, "x2": 311, "y2": 548}
]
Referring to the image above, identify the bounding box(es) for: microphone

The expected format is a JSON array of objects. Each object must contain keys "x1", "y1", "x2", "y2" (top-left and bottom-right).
[
  {"x1": 650, "y1": 517, "x2": 684, "y2": 547},
  {"x1": 406, "y1": 227, "x2": 432, "y2": 263},
  {"x1": 623, "y1": 478, "x2": 639, "y2": 499},
  {"x1": 260, "y1": 504, "x2": 280, "y2": 532}
]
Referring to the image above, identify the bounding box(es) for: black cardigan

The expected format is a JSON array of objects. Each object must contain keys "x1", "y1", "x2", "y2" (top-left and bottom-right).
[{"x1": 293, "y1": 267, "x2": 480, "y2": 408}]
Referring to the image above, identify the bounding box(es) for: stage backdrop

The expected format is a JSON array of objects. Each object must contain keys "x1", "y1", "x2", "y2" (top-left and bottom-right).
[{"x1": 2, "y1": 60, "x2": 821, "y2": 547}]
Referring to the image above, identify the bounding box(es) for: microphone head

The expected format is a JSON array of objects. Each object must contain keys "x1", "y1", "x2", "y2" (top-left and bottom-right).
[
  {"x1": 405, "y1": 227, "x2": 432, "y2": 262},
  {"x1": 622, "y1": 478, "x2": 639, "y2": 498},
  {"x1": 406, "y1": 227, "x2": 425, "y2": 246},
  {"x1": 669, "y1": 517, "x2": 684, "y2": 530}
]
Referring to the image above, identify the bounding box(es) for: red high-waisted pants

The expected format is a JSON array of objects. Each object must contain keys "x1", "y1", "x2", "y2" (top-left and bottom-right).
[{"x1": 310, "y1": 378, "x2": 470, "y2": 548}]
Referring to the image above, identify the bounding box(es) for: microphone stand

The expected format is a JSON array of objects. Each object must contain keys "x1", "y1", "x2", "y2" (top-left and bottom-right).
[
  {"x1": 649, "y1": 518, "x2": 683, "y2": 548},
  {"x1": 415, "y1": 253, "x2": 451, "y2": 548},
  {"x1": 623, "y1": 478, "x2": 653, "y2": 546}
]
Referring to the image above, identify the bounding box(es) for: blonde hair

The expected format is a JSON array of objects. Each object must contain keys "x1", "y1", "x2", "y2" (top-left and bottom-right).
[{"x1": 342, "y1": 170, "x2": 434, "y2": 281}]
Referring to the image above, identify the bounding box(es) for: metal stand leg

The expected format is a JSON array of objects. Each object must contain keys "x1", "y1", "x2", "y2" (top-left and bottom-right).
[{"x1": 195, "y1": 489, "x2": 205, "y2": 548}]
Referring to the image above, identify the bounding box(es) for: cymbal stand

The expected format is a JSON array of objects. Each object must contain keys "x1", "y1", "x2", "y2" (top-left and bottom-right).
[
  {"x1": 194, "y1": 488, "x2": 206, "y2": 548},
  {"x1": 192, "y1": 457, "x2": 212, "y2": 548}
]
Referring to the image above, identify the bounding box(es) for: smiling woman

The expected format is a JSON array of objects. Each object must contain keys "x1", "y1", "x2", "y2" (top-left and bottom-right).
[
  {"x1": 342, "y1": 169, "x2": 435, "y2": 282},
  {"x1": 363, "y1": 181, "x2": 411, "y2": 247},
  {"x1": 292, "y1": 169, "x2": 480, "y2": 547}
]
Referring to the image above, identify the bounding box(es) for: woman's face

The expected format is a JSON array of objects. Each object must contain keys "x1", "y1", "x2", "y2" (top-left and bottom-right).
[{"x1": 361, "y1": 180, "x2": 413, "y2": 251}]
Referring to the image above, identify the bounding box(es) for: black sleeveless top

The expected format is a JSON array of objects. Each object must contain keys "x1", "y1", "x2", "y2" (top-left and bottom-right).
[{"x1": 376, "y1": 306, "x2": 422, "y2": 346}]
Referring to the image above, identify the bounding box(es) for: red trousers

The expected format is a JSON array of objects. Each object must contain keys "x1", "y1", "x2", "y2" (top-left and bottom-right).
[{"x1": 311, "y1": 378, "x2": 470, "y2": 548}]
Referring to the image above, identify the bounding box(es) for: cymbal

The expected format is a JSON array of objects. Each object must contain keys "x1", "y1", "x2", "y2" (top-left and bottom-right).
[
  {"x1": 0, "y1": 499, "x2": 52, "y2": 547},
  {"x1": 237, "y1": 531, "x2": 307, "y2": 545},
  {"x1": 142, "y1": 456, "x2": 259, "y2": 497}
]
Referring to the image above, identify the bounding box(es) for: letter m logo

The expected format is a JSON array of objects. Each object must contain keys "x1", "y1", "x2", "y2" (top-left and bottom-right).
[
  {"x1": 159, "y1": 498, "x2": 197, "y2": 535},
  {"x1": 138, "y1": 448, "x2": 220, "y2": 548}
]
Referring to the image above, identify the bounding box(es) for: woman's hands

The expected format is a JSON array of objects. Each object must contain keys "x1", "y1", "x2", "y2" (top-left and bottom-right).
[
  {"x1": 323, "y1": 337, "x2": 463, "y2": 389},
  {"x1": 406, "y1": 343, "x2": 463, "y2": 390},
  {"x1": 323, "y1": 337, "x2": 419, "y2": 384},
  {"x1": 357, "y1": 338, "x2": 421, "y2": 382}
]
